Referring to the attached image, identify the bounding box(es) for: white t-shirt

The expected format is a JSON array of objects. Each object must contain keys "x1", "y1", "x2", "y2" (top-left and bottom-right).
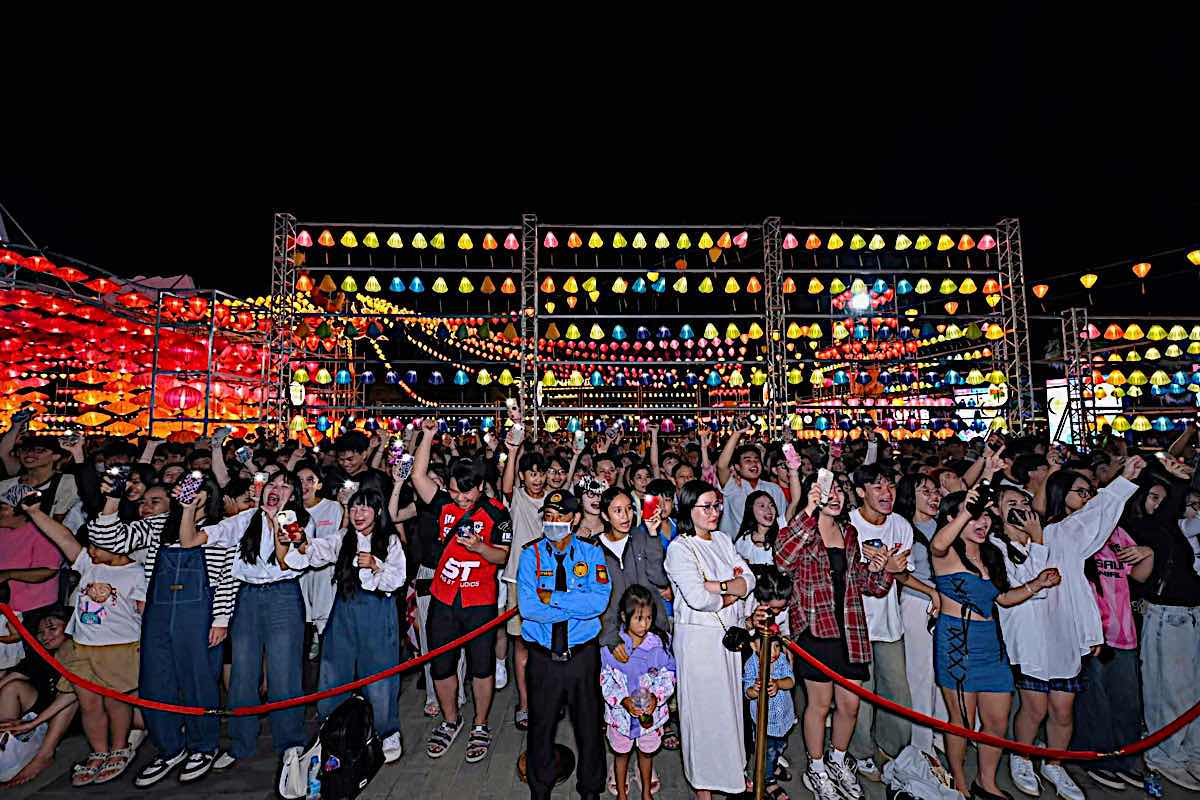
[
  {"x1": 735, "y1": 535, "x2": 775, "y2": 566},
  {"x1": 1180, "y1": 518, "x2": 1200, "y2": 574},
  {"x1": 719, "y1": 476, "x2": 787, "y2": 535},
  {"x1": 850, "y1": 509, "x2": 914, "y2": 643},
  {"x1": 307, "y1": 498, "x2": 344, "y2": 541},
  {"x1": 0, "y1": 473, "x2": 79, "y2": 517},
  {"x1": 601, "y1": 533, "x2": 630, "y2": 565},
  {"x1": 300, "y1": 499, "x2": 343, "y2": 628},
  {"x1": 67, "y1": 550, "x2": 147, "y2": 646},
  {"x1": 502, "y1": 486, "x2": 545, "y2": 583}
]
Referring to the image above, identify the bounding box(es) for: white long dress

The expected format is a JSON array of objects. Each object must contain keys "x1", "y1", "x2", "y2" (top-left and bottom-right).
[{"x1": 665, "y1": 531, "x2": 756, "y2": 794}]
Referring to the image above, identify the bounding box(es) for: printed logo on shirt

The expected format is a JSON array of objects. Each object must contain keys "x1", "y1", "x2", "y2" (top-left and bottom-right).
[
  {"x1": 440, "y1": 557, "x2": 482, "y2": 586},
  {"x1": 573, "y1": 561, "x2": 588, "y2": 577}
]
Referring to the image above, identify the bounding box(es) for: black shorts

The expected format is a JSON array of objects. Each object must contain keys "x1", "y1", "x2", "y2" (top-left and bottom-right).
[{"x1": 426, "y1": 596, "x2": 497, "y2": 681}]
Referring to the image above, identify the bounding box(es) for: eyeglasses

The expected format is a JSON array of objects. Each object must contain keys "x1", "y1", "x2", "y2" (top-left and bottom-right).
[
  {"x1": 1187, "y1": 502, "x2": 1200, "y2": 511},
  {"x1": 695, "y1": 502, "x2": 724, "y2": 512},
  {"x1": 1070, "y1": 487, "x2": 1096, "y2": 499}
]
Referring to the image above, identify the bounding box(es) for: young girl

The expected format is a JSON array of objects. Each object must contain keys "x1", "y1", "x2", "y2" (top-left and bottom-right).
[
  {"x1": 574, "y1": 476, "x2": 608, "y2": 539},
  {"x1": 744, "y1": 635, "x2": 796, "y2": 800},
  {"x1": 285, "y1": 488, "x2": 405, "y2": 763},
  {"x1": 180, "y1": 471, "x2": 312, "y2": 773},
  {"x1": 600, "y1": 585, "x2": 676, "y2": 800},
  {"x1": 774, "y1": 473, "x2": 907, "y2": 800},
  {"x1": 734, "y1": 490, "x2": 782, "y2": 567},
  {"x1": 25, "y1": 496, "x2": 147, "y2": 786},
  {"x1": 930, "y1": 490, "x2": 1060, "y2": 800}
]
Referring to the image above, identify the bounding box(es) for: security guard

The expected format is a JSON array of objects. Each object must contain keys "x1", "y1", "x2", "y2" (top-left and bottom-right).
[{"x1": 516, "y1": 490, "x2": 611, "y2": 800}]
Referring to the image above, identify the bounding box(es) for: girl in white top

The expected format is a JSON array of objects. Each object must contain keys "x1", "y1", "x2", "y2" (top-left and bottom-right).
[
  {"x1": 990, "y1": 456, "x2": 1146, "y2": 798},
  {"x1": 295, "y1": 462, "x2": 344, "y2": 636},
  {"x1": 733, "y1": 487, "x2": 802, "y2": 566},
  {"x1": 285, "y1": 488, "x2": 405, "y2": 762},
  {"x1": 664, "y1": 479, "x2": 755, "y2": 800}
]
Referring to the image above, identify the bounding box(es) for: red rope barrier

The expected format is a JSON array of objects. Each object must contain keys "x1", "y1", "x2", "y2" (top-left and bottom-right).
[
  {"x1": 785, "y1": 636, "x2": 1200, "y2": 761},
  {"x1": 0, "y1": 603, "x2": 516, "y2": 717}
]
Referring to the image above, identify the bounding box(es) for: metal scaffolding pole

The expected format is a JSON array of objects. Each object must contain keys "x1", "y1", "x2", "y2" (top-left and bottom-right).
[
  {"x1": 519, "y1": 213, "x2": 539, "y2": 434},
  {"x1": 1060, "y1": 308, "x2": 1096, "y2": 450},
  {"x1": 763, "y1": 216, "x2": 785, "y2": 434},
  {"x1": 268, "y1": 213, "x2": 298, "y2": 443},
  {"x1": 997, "y1": 217, "x2": 1036, "y2": 433}
]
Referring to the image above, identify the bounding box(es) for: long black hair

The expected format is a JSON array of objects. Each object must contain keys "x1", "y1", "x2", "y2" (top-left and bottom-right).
[
  {"x1": 159, "y1": 474, "x2": 224, "y2": 547},
  {"x1": 334, "y1": 488, "x2": 395, "y2": 598},
  {"x1": 617, "y1": 584, "x2": 670, "y2": 648},
  {"x1": 895, "y1": 474, "x2": 937, "y2": 547},
  {"x1": 735, "y1": 489, "x2": 780, "y2": 549},
  {"x1": 799, "y1": 472, "x2": 850, "y2": 523},
  {"x1": 935, "y1": 491, "x2": 1010, "y2": 591},
  {"x1": 239, "y1": 470, "x2": 309, "y2": 565},
  {"x1": 1043, "y1": 470, "x2": 1089, "y2": 524},
  {"x1": 675, "y1": 479, "x2": 718, "y2": 537}
]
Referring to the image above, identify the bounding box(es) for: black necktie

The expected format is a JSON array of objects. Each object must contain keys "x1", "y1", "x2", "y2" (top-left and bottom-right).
[{"x1": 551, "y1": 551, "x2": 569, "y2": 655}]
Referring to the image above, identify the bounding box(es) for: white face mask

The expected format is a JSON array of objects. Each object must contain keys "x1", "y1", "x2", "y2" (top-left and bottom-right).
[{"x1": 542, "y1": 521, "x2": 572, "y2": 542}]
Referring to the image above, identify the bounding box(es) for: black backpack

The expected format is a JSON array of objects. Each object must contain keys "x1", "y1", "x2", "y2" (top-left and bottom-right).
[{"x1": 317, "y1": 694, "x2": 384, "y2": 800}]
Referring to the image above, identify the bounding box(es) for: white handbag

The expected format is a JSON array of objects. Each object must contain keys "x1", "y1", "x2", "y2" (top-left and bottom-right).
[{"x1": 277, "y1": 740, "x2": 322, "y2": 799}]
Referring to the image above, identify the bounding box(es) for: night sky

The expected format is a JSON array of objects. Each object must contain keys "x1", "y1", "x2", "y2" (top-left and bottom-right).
[{"x1": 5, "y1": 31, "x2": 1196, "y2": 317}]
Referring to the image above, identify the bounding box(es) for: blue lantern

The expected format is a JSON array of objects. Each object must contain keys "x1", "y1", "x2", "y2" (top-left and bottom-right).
[
  {"x1": 832, "y1": 370, "x2": 849, "y2": 385},
  {"x1": 590, "y1": 371, "x2": 604, "y2": 387},
  {"x1": 359, "y1": 370, "x2": 376, "y2": 385},
  {"x1": 457, "y1": 418, "x2": 470, "y2": 434},
  {"x1": 853, "y1": 324, "x2": 870, "y2": 341},
  {"x1": 705, "y1": 370, "x2": 722, "y2": 387},
  {"x1": 404, "y1": 370, "x2": 418, "y2": 383},
  {"x1": 409, "y1": 277, "x2": 425, "y2": 292},
  {"x1": 335, "y1": 369, "x2": 352, "y2": 385},
  {"x1": 685, "y1": 372, "x2": 699, "y2": 386},
  {"x1": 1152, "y1": 416, "x2": 1174, "y2": 432},
  {"x1": 898, "y1": 326, "x2": 912, "y2": 341},
  {"x1": 611, "y1": 325, "x2": 627, "y2": 341},
  {"x1": 856, "y1": 371, "x2": 872, "y2": 385},
  {"x1": 1169, "y1": 383, "x2": 1186, "y2": 396},
  {"x1": 565, "y1": 417, "x2": 581, "y2": 433},
  {"x1": 679, "y1": 324, "x2": 695, "y2": 340},
  {"x1": 906, "y1": 417, "x2": 921, "y2": 432},
  {"x1": 656, "y1": 325, "x2": 671, "y2": 339},
  {"x1": 437, "y1": 418, "x2": 449, "y2": 433},
  {"x1": 651, "y1": 277, "x2": 667, "y2": 293},
  {"x1": 315, "y1": 415, "x2": 331, "y2": 432},
  {"x1": 919, "y1": 323, "x2": 937, "y2": 339},
  {"x1": 1173, "y1": 371, "x2": 1189, "y2": 385},
  {"x1": 896, "y1": 279, "x2": 913, "y2": 294},
  {"x1": 366, "y1": 322, "x2": 383, "y2": 339},
  {"x1": 428, "y1": 371, "x2": 445, "y2": 385},
  {"x1": 631, "y1": 277, "x2": 648, "y2": 293},
  {"x1": 813, "y1": 416, "x2": 829, "y2": 432},
  {"x1": 636, "y1": 326, "x2": 651, "y2": 341},
  {"x1": 683, "y1": 418, "x2": 697, "y2": 431},
  {"x1": 453, "y1": 370, "x2": 469, "y2": 386},
  {"x1": 640, "y1": 373, "x2": 653, "y2": 386},
  {"x1": 593, "y1": 418, "x2": 608, "y2": 433},
  {"x1": 945, "y1": 370, "x2": 962, "y2": 385},
  {"x1": 876, "y1": 325, "x2": 893, "y2": 341},
  {"x1": 365, "y1": 417, "x2": 380, "y2": 432},
  {"x1": 481, "y1": 417, "x2": 495, "y2": 430},
  {"x1": 614, "y1": 372, "x2": 627, "y2": 387},
  {"x1": 436, "y1": 323, "x2": 451, "y2": 339},
  {"x1": 664, "y1": 372, "x2": 676, "y2": 386},
  {"x1": 877, "y1": 372, "x2": 893, "y2": 386},
  {"x1": 871, "y1": 279, "x2": 889, "y2": 294},
  {"x1": 389, "y1": 276, "x2": 405, "y2": 292},
  {"x1": 384, "y1": 369, "x2": 399, "y2": 384}
]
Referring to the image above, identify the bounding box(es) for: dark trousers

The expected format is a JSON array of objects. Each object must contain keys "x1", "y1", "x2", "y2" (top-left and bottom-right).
[
  {"x1": 525, "y1": 639, "x2": 604, "y2": 800},
  {"x1": 1071, "y1": 649, "x2": 1143, "y2": 773}
]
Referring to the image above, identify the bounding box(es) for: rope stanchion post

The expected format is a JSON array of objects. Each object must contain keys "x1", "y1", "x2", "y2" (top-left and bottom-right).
[{"x1": 752, "y1": 626, "x2": 772, "y2": 800}]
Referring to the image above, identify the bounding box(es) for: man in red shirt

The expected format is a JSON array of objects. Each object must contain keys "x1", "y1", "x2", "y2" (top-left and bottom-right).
[{"x1": 412, "y1": 419, "x2": 511, "y2": 764}]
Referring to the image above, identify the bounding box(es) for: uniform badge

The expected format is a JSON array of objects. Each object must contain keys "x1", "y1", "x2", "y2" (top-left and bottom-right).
[
  {"x1": 573, "y1": 561, "x2": 588, "y2": 577},
  {"x1": 596, "y1": 564, "x2": 608, "y2": 584}
]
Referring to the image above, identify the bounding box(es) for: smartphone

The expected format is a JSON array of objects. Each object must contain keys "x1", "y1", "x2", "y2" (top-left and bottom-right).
[
  {"x1": 642, "y1": 495, "x2": 660, "y2": 521},
  {"x1": 783, "y1": 443, "x2": 802, "y2": 471},
  {"x1": 235, "y1": 445, "x2": 254, "y2": 465},
  {"x1": 1006, "y1": 508, "x2": 1026, "y2": 526},
  {"x1": 507, "y1": 422, "x2": 526, "y2": 447},
  {"x1": 276, "y1": 509, "x2": 304, "y2": 543},
  {"x1": 105, "y1": 465, "x2": 131, "y2": 498},
  {"x1": 11, "y1": 408, "x2": 34, "y2": 424},
  {"x1": 573, "y1": 429, "x2": 586, "y2": 451},
  {"x1": 342, "y1": 479, "x2": 360, "y2": 495},
  {"x1": 862, "y1": 538, "x2": 884, "y2": 549},
  {"x1": 817, "y1": 468, "x2": 835, "y2": 505},
  {"x1": 173, "y1": 471, "x2": 205, "y2": 504}
]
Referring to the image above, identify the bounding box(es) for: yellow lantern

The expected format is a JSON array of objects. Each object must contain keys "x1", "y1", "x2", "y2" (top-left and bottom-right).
[
  {"x1": 808, "y1": 323, "x2": 824, "y2": 339},
  {"x1": 341, "y1": 276, "x2": 358, "y2": 292},
  {"x1": 589, "y1": 324, "x2": 605, "y2": 340},
  {"x1": 632, "y1": 232, "x2": 648, "y2": 249},
  {"x1": 432, "y1": 277, "x2": 449, "y2": 293},
  {"x1": 542, "y1": 371, "x2": 558, "y2": 387},
  {"x1": 727, "y1": 370, "x2": 745, "y2": 387},
  {"x1": 1111, "y1": 415, "x2": 1131, "y2": 432},
  {"x1": 362, "y1": 231, "x2": 380, "y2": 249},
  {"x1": 849, "y1": 234, "x2": 867, "y2": 250},
  {"x1": 364, "y1": 275, "x2": 381, "y2": 292},
  {"x1": 1127, "y1": 370, "x2": 1148, "y2": 386},
  {"x1": 807, "y1": 277, "x2": 824, "y2": 294},
  {"x1": 895, "y1": 234, "x2": 912, "y2": 250},
  {"x1": 939, "y1": 278, "x2": 959, "y2": 294},
  {"x1": 588, "y1": 232, "x2": 604, "y2": 248},
  {"x1": 985, "y1": 324, "x2": 1005, "y2": 340},
  {"x1": 703, "y1": 323, "x2": 719, "y2": 339},
  {"x1": 914, "y1": 234, "x2": 932, "y2": 250},
  {"x1": 430, "y1": 232, "x2": 446, "y2": 249},
  {"x1": 340, "y1": 231, "x2": 358, "y2": 248},
  {"x1": 986, "y1": 293, "x2": 1002, "y2": 308},
  {"x1": 827, "y1": 233, "x2": 844, "y2": 249},
  {"x1": 698, "y1": 232, "x2": 714, "y2": 248},
  {"x1": 565, "y1": 324, "x2": 581, "y2": 340},
  {"x1": 787, "y1": 368, "x2": 803, "y2": 385},
  {"x1": 654, "y1": 232, "x2": 670, "y2": 249},
  {"x1": 1132, "y1": 416, "x2": 1152, "y2": 432},
  {"x1": 673, "y1": 277, "x2": 687, "y2": 293},
  {"x1": 914, "y1": 278, "x2": 932, "y2": 294},
  {"x1": 568, "y1": 371, "x2": 584, "y2": 387},
  {"x1": 476, "y1": 369, "x2": 492, "y2": 385},
  {"x1": 726, "y1": 323, "x2": 741, "y2": 339},
  {"x1": 563, "y1": 276, "x2": 579, "y2": 293},
  {"x1": 498, "y1": 369, "x2": 514, "y2": 386},
  {"x1": 611, "y1": 232, "x2": 627, "y2": 248},
  {"x1": 698, "y1": 277, "x2": 714, "y2": 294},
  {"x1": 677, "y1": 233, "x2": 691, "y2": 249},
  {"x1": 1123, "y1": 324, "x2": 1145, "y2": 340},
  {"x1": 1080, "y1": 273, "x2": 1098, "y2": 289},
  {"x1": 958, "y1": 277, "x2": 978, "y2": 294},
  {"x1": 1149, "y1": 370, "x2": 1171, "y2": 387},
  {"x1": 868, "y1": 234, "x2": 886, "y2": 250},
  {"x1": 724, "y1": 277, "x2": 740, "y2": 293},
  {"x1": 937, "y1": 234, "x2": 954, "y2": 251},
  {"x1": 412, "y1": 232, "x2": 428, "y2": 249},
  {"x1": 386, "y1": 232, "x2": 404, "y2": 249},
  {"x1": 829, "y1": 278, "x2": 846, "y2": 294},
  {"x1": 458, "y1": 277, "x2": 474, "y2": 293},
  {"x1": 543, "y1": 417, "x2": 560, "y2": 433},
  {"x1": 747, "y1": 322, "x2": 763, "y2": 339},
  {"x1": 612, "y1": 277, "x2": 628, "y2": 293},
  {"x1": 457, "y1": 233, "x2": 473, "y2": 250},
  {"x1": 786, "y1": 322, "x2": 803, "y2": 339},
  {"x1": 1147, "y1": 325, "x2": 1167, "y2": 341}
]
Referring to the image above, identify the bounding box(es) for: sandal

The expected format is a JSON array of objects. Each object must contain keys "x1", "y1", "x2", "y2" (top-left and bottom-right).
[
  {"x1": 425, "y1": 718, "x2": 463, "y2": 759},
  {"x1": 514, "y1": 709, "x2": 529, "y2": 731},
  {"x1": 464, "y1": 725, "x2": 491, "y2": 763},
  {"x1": 94, "y1": 748, "x2": 136, "y2": 784},
  {"x1": 423, "y1": 701, "x2": 441, "y2": 718},
  {"x1": 72, "y1": 752, "x2": 108, "y2": 787},
  {"x1": 662, "y1": 721, "x2": 680, "y2": 751},
  {"x1": 764, "y1": 783, "x2": 790, "y2": 800}
]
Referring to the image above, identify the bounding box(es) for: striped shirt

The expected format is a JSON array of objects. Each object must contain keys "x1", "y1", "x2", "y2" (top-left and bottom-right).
[{"x1": 86, "y1": 512, "x2": 239, "y2": 627}]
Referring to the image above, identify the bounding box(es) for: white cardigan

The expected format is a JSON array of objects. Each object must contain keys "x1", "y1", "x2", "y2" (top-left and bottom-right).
[{"x1": 993, "y1": 476, "x2": 1137, "y2": 681}]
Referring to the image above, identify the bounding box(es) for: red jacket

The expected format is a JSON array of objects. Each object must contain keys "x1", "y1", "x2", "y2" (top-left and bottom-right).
[{"x1": 774, "y1": 512, "x2": 892, "y2": 664}]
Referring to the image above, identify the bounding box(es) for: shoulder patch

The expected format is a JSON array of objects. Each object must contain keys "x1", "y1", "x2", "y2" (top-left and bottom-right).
[
  {"x1": 596, "y1": 564, "x2": 609, "y2": 584},
  {"x1": 522, "y1": 537, "x2": 544, "y2": 549}
]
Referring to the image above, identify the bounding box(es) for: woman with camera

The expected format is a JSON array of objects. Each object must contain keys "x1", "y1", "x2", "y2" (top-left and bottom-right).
[
  {"x1": 774, "y1": 472, "x2": 908, "y2": 800},
  {"x1": 991, "y1": 457, "x2": 1146, "y2": 800},
  {"x1": 663, "y1": 480, "x2": 755, "y2": 800}
]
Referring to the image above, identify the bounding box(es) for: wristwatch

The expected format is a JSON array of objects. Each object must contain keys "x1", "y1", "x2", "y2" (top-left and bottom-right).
[{"x1": 720, "y1": 580, "x2": 728, "y2": 593}]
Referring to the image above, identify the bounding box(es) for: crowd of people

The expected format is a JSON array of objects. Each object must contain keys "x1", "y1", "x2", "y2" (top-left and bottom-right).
[{"x1": 1, "y1": 407, "x2": 1199, "y2": 800}]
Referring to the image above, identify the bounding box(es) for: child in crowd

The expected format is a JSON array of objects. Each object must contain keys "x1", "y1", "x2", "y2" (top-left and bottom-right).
[
  {"x1": 23, "y1": 494, "x2": 146, "y2": 786},
  {"x1": 744, "y1": 634, "x2": 796, "y2": 800},
  {"x1": 601, "y1": 585, "x2": 676, "y2": 800}
]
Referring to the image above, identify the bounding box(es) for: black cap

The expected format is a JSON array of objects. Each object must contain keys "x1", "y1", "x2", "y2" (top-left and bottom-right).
[
  {"x1": 17, "y1": 435, "x2": 64, "y2": 455},
  {"x1": 541, "y1": 490, "x2": 579, "y2": 515}
]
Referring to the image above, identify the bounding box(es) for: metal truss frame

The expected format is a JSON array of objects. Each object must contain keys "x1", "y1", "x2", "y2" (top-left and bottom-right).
[
  {"x1": 997, "y1": 218, "x2": 1036, "y2": 433},
  {"x1": 1058, "y1": 307, "x2": 1095, "y2": 449}
]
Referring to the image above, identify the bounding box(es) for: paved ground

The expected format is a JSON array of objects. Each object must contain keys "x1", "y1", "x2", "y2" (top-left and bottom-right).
[{"x1": 8, "y1": 675, "x2": 1187, "y2": 799}]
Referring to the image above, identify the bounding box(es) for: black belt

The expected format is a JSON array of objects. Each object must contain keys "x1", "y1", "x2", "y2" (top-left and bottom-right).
[{"x1": 525, "y1": 637, "x2": 598, "y2": 663}]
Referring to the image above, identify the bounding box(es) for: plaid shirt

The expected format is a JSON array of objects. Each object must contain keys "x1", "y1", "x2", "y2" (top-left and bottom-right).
[{"x1": 774, "y1": 512, "x2": 893, "y2": 664}]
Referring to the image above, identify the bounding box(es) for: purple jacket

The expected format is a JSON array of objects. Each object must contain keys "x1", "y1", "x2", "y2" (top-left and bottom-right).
[{"x1": 600, "y1": 630, "x2": 676, "y2": 738}]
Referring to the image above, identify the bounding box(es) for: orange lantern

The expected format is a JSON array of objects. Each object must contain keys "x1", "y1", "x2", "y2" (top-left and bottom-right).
[{"x1": 1032, "y1": 284, "x2": 1049, "y2": 299}]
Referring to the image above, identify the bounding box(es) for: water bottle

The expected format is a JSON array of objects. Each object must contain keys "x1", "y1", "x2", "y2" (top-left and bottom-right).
[
  {"x1": 306, "y1": 754, "x2": 321, "y2": 800},
  {"x1": 1144, "y1": 768, "x2": 1163, "y2": 798}
]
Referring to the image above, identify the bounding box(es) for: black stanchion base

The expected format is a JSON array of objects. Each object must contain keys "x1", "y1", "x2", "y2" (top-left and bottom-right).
[{"x1": 516, "y1": 744, "x2": 576, "y2": 785}]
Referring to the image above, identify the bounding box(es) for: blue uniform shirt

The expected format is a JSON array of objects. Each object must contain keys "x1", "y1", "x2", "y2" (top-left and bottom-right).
[{"x1": 517, "y1": 535, "x2": 611, "y2": 649}]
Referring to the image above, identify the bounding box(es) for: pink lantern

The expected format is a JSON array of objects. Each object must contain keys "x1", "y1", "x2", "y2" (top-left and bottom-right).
[
  {"x1": 782, "y1": 233, "x2": 799, "y2": 250},
  {"x1": 732, "y1": 231, "x2": 749, "y2": 248},
  {"x1": 503, "y1": 233, "x2": 520, "y2": 250}
]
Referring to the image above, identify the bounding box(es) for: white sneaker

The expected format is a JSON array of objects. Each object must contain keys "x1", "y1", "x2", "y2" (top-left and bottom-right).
[
  {"x1": 494, "y1": 659, "x2": 508, "y2": 690},
  {"x1": 802, "y1": 766, "x2": 841, "y2": 800},
  {"x1": 825, "y1": 753, "x2": 864, "y2": 799},
  {"x1": 1156, "y1": 764, "x2": 1200, "y2": 791},
  {"x1": 1039, "y1": 762, "x2": 1084, "y2": 800},
  {"x1": 852, "y1": 755, "x2": 880, "y2": 783},
  {"x1": 383, "y1": 732, "x2": 403, "y2": 764},
  {"x1": 213, "y1": 751, "x2": 237, "y2": 770},
  {"x1": 128, "y1": 729, "x2": 147, "y2": 752},
  {"x1": 1009, "y1": 754, "x2": 1042, "y2": 797}
]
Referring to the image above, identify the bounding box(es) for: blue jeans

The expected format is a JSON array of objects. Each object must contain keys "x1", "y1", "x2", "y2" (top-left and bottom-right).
[
  {"x1": 317, "y1": 589, "x2": 401, "y2": 738},
  {"x1": 1141, "y1": 603, "x2": 1200, "y2": 771},
  {"x1": 1071, "y1": 649, "x2": 1143, "y2": 773},
  {"x1": 228, "y1": 580, "x2": 307, "y2": 758},
  {"x1": 140, "y1": 547, "x2": 223, "y2": 757},
  {"x1": 761, "y1": 734, "x2": 787, "y2": 785}
]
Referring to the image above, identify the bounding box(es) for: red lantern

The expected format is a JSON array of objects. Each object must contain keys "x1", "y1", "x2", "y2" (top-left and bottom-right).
[
  {"x1": 188, "y1": 296, "x2": 208, "y2": 317},
  {"x1": 163, "y1": 384, "x2": 203, "y2": 410}
]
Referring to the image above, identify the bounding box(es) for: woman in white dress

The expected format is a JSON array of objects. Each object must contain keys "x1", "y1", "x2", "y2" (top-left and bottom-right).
[{"x1": 665, "y1": 479, "x2": 756, "y2": 799}]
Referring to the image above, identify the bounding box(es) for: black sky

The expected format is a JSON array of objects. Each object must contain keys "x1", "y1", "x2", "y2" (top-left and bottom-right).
[{"x1": 4, "y1": 23, "x2": 1196, "y2": 313}]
